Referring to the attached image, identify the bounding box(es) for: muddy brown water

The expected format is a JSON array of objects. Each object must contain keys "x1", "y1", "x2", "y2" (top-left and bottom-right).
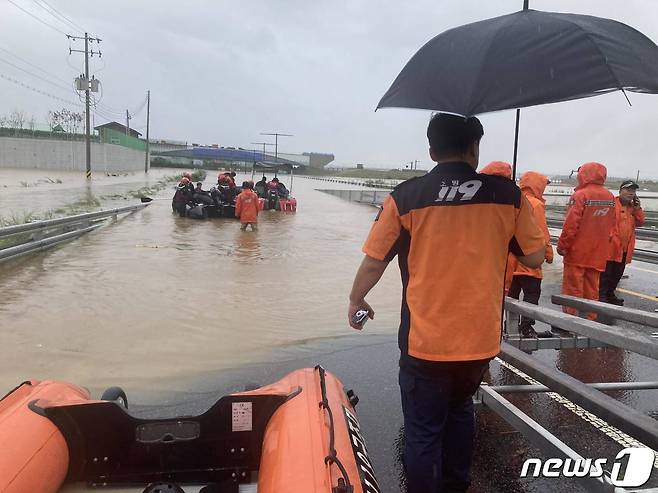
[{"x1": 0, "y1": 170, "x2": 401, "y2": 395}]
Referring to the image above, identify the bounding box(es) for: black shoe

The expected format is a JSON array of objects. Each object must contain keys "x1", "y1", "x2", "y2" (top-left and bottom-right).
[
  {"x1": 519, "y1": 322, "x2": 538, "y2": 338},
  {"x1": 551, "y1": 326, "x2": 572, "y2": 337},
  {"x1": 609, "y1": 295, "x2": 624, "y2": 306}
]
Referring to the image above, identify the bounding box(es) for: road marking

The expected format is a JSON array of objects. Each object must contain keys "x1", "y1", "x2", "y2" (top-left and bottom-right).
[
  {"x1": 627, "y1": 265, "x2": 658, "y2": 275},
  {"x1": 495, "y1": 358, "x2": 658, "y2": 468},
  {"x1": 617, "y1": 288, "x2": 658, "y2": 302}
]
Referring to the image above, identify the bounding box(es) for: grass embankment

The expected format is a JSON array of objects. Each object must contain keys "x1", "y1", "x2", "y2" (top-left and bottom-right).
[{"x1": 0, "y1": 170, "x2": 207, "y2": 228}]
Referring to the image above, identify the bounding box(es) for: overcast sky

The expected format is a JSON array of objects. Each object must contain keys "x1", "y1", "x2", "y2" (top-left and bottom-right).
[{"x1": 1, "y1": 0, "x2": 657, "y2": 177}]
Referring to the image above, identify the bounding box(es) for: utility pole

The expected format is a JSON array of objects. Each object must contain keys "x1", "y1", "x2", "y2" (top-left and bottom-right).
[
  {"x1": 260, "y1": 132, "x2": 293, "y2": 164},
  {"x1": 84, "y1": 35, "x2": 90, "y2": 179},
  {"x1": 125, "y1": 110, "x2": 131, "y2": 135},
  {"x1": 144, "y1": 90, "x2": 150, "y2": 173},
  {"x1": 250, "y1": 141, "x2": 275, "y2": 162},
  {"x1": 69, "y1": 32, "x2": 101, "y2": 180}
]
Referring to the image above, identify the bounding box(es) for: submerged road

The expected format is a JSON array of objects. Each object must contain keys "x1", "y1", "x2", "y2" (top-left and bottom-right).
[{"x1": 1, "y1": 175, "x2": 657, "y2": 492}]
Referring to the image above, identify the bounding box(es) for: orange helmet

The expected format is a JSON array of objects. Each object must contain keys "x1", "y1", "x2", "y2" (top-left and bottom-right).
[{"x1": 180, "y1": 177, "x2": 190, "y2": 185}]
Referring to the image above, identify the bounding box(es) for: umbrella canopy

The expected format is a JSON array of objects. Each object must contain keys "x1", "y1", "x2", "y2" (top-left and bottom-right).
[{"x1": 377, "y1": 9, "x2": 658, "y2": 116}]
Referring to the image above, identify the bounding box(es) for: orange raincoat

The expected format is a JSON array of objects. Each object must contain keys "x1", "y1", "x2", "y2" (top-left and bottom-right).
[
  {"x1": 609, "y1": 196, "x2": 645, "y2": 264},
  {"x1": 480, "y1": 161, "x2": 512, "y2": 179},
  {"x1": 557, "y1": 162, "x2": 615, "y2": 318},
  {"x1": 235, "y1": 189, "x2": 259, "y2": 224},
  {"x1": 479, "y1": 161, "x2": 516, "y2": 291},
  {"x1": 558, "y1": 163, "x2": 615, "y2": 269},
  {"x1": 510, "y1": 172, "x2": 553, "y2": 279}
]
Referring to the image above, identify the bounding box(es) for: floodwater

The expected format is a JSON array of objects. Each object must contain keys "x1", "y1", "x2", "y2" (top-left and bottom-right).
[{"x1": 0, "y1": 170, "x2": 401, "y2": 395}]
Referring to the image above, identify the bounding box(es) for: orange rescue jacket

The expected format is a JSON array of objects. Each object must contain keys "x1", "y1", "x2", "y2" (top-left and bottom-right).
[
  {"x1": 512, "y1": 172, "x2": 553, "y2": 279},
  {"x1": 235, "y1": 189, "x2": 259, "y2": 223},
  {"x1": 479, "y1": 161, "x2": 515, "y2": 290},
  {"x1": 609, "y1": 196, "x2": 645, "y2": 264},
  {"x1": 480, "y1": 161, "x2": 512, "y2": 179},
  {"x1": 557, "y1": 162, "x2": 615, "y2": 271}
]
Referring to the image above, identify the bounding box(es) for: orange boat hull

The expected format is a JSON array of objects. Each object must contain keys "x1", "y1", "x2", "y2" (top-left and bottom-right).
[
  {"x1": 0, "y1": 380, "x2": 89, "y2": 493},
  {"x1": 0, "y1": 368, "x2": 379, "y2": 492}
]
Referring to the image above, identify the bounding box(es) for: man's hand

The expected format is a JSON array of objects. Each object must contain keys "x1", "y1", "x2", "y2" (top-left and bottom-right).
[
  {"x1": 348, "y1": 300, "x2": 374, "y2": 330},
  {"x1": 557, "y1": 247, "x2": 566, "y2": 257},
  {"x1": 348, "y1": 255, "x2": 388, "y2": 330}
]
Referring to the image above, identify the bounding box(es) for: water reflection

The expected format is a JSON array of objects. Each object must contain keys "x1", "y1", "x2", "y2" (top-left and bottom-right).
[
  {"x1": 233, "y1": 229, "x2": 261, "y2": 263},
  {"x1": 557, "y1": 347, "x2": 631, "y2": 402}
]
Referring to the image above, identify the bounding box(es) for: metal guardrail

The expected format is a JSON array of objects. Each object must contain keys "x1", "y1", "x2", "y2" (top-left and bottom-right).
[
  {"x1": 547, "y1": 217, "x2": 658, "y2": 242},
  {"x1": 552, "y1": 294, "x2": 658, "y2": 328},
  {"x1": 317, "y1": 188, "x2": 390, "y2": 206},
  {"x1": 500, "y1": 342, "x2": 658, "y2": 451},
  {"x1": 548, "y1": 234, "x2": 658, "y2": 265},
  {"x1": 0, "y1": 204, "x2": 149, "y2": 264},
  {"x1": 478, "y1": 385, "x2": 619, "y2": 492},
  {"x1": 486, "y1": 298, "x2": 658, "y2": 492},
  {"x1": 0, "y1": 205, "x2": 148, "y2": 239},
  {"x1": 506, "y1": 298, "x2": 658, "y2": 359},
  {"x1": 300, "y1": 176, "x2": 396, "y2": 189}
]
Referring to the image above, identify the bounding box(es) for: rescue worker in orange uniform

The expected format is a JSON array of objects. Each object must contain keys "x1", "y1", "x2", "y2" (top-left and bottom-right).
[
  {"x1": 181, "y1": 171, "x2": 194, "y2": 194},
  {"x1": 480, "y1": 161, "x2": 512, "y2": 179},
  {"x1": 508, "y1": 171, "x2": 554, "y2": 337},
  {"x1": 479, "y1": 161, "x2": 515, "y2": 293},
  {"x1": 172, "y1": 177, "x2": 192, "y2": 217},
  {"x1": 557, "y1": 162, "x2": 616, "y2": 320},
  {"x1": 348, "y1": 114, "x2": 545, "y2": 493},
  {"x1": 599, "y1": 180, "x2": 645, "y2": 305},
  {"x1": 235, "y1": 180, "x2": 259, "y2": 231}
]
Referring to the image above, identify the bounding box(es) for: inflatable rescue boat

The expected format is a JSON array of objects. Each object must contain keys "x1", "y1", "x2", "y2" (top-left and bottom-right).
[{"x1": 0, "y1": 367, "x2": 380, "y2": 493}]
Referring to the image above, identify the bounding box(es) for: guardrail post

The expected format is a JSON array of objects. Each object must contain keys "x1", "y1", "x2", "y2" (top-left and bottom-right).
[
  {"x1": 506, "y1": 308, "x2": 519, "y2": 336},
  {"x1": 598, "y1": 312, "x2": 616, "y2": 326}
]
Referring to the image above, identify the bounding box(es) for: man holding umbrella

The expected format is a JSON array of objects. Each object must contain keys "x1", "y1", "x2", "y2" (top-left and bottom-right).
[
  {"x1": 366, "y1": 5, "x2": 658, "y2": 491},
  {"x1": 348, "y1": 113, "x2": 546, "y2": 492}
]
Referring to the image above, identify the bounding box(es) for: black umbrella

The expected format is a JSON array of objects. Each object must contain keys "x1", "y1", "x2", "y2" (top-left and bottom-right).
[{"x1": 377, "y1": 8, "x2": 658, "y2": 176}]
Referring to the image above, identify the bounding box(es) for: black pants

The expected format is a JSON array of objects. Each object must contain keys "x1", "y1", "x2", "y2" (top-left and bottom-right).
[
  {"x1": 508, "y1": 275, "x2": 541, "y2": 325},
  {"x1": 599, "y1": 253, "x2": 627, "y2": 300},
  {"x1": 399, "y1": 360, "x2": 489, "y2": 493}
]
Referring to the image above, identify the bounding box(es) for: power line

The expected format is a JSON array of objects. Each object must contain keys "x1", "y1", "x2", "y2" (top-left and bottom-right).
[
  {"x1": 130, "y1": 95, "x2": 148, "y2": 115},
  {"x1": 92, "y1": 82, "x2": 127, "y2": 116},
  {"x1": 92, "y1": 107, "x2": 118, "y2": 123},
  {"x1": 30, "y1": 0, "x2": 85, "y2": 34},
  {"x1": 0, "y1": 71, "x2": 82, "y2": 107},
  {"x1": 0, "y1": 44, "x2": 71, "y2": 86},
  {"x1": 0, "y1": 55, "x2": 71, "y2": 92},
  {"x1": 7, "y1": 0, "x2": 68, "y2": 36}
]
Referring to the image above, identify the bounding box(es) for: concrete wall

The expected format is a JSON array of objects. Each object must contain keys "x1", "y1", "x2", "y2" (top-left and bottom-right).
[{"x1": 0, "y1": 136, "x2": 145, "y2": 172}]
